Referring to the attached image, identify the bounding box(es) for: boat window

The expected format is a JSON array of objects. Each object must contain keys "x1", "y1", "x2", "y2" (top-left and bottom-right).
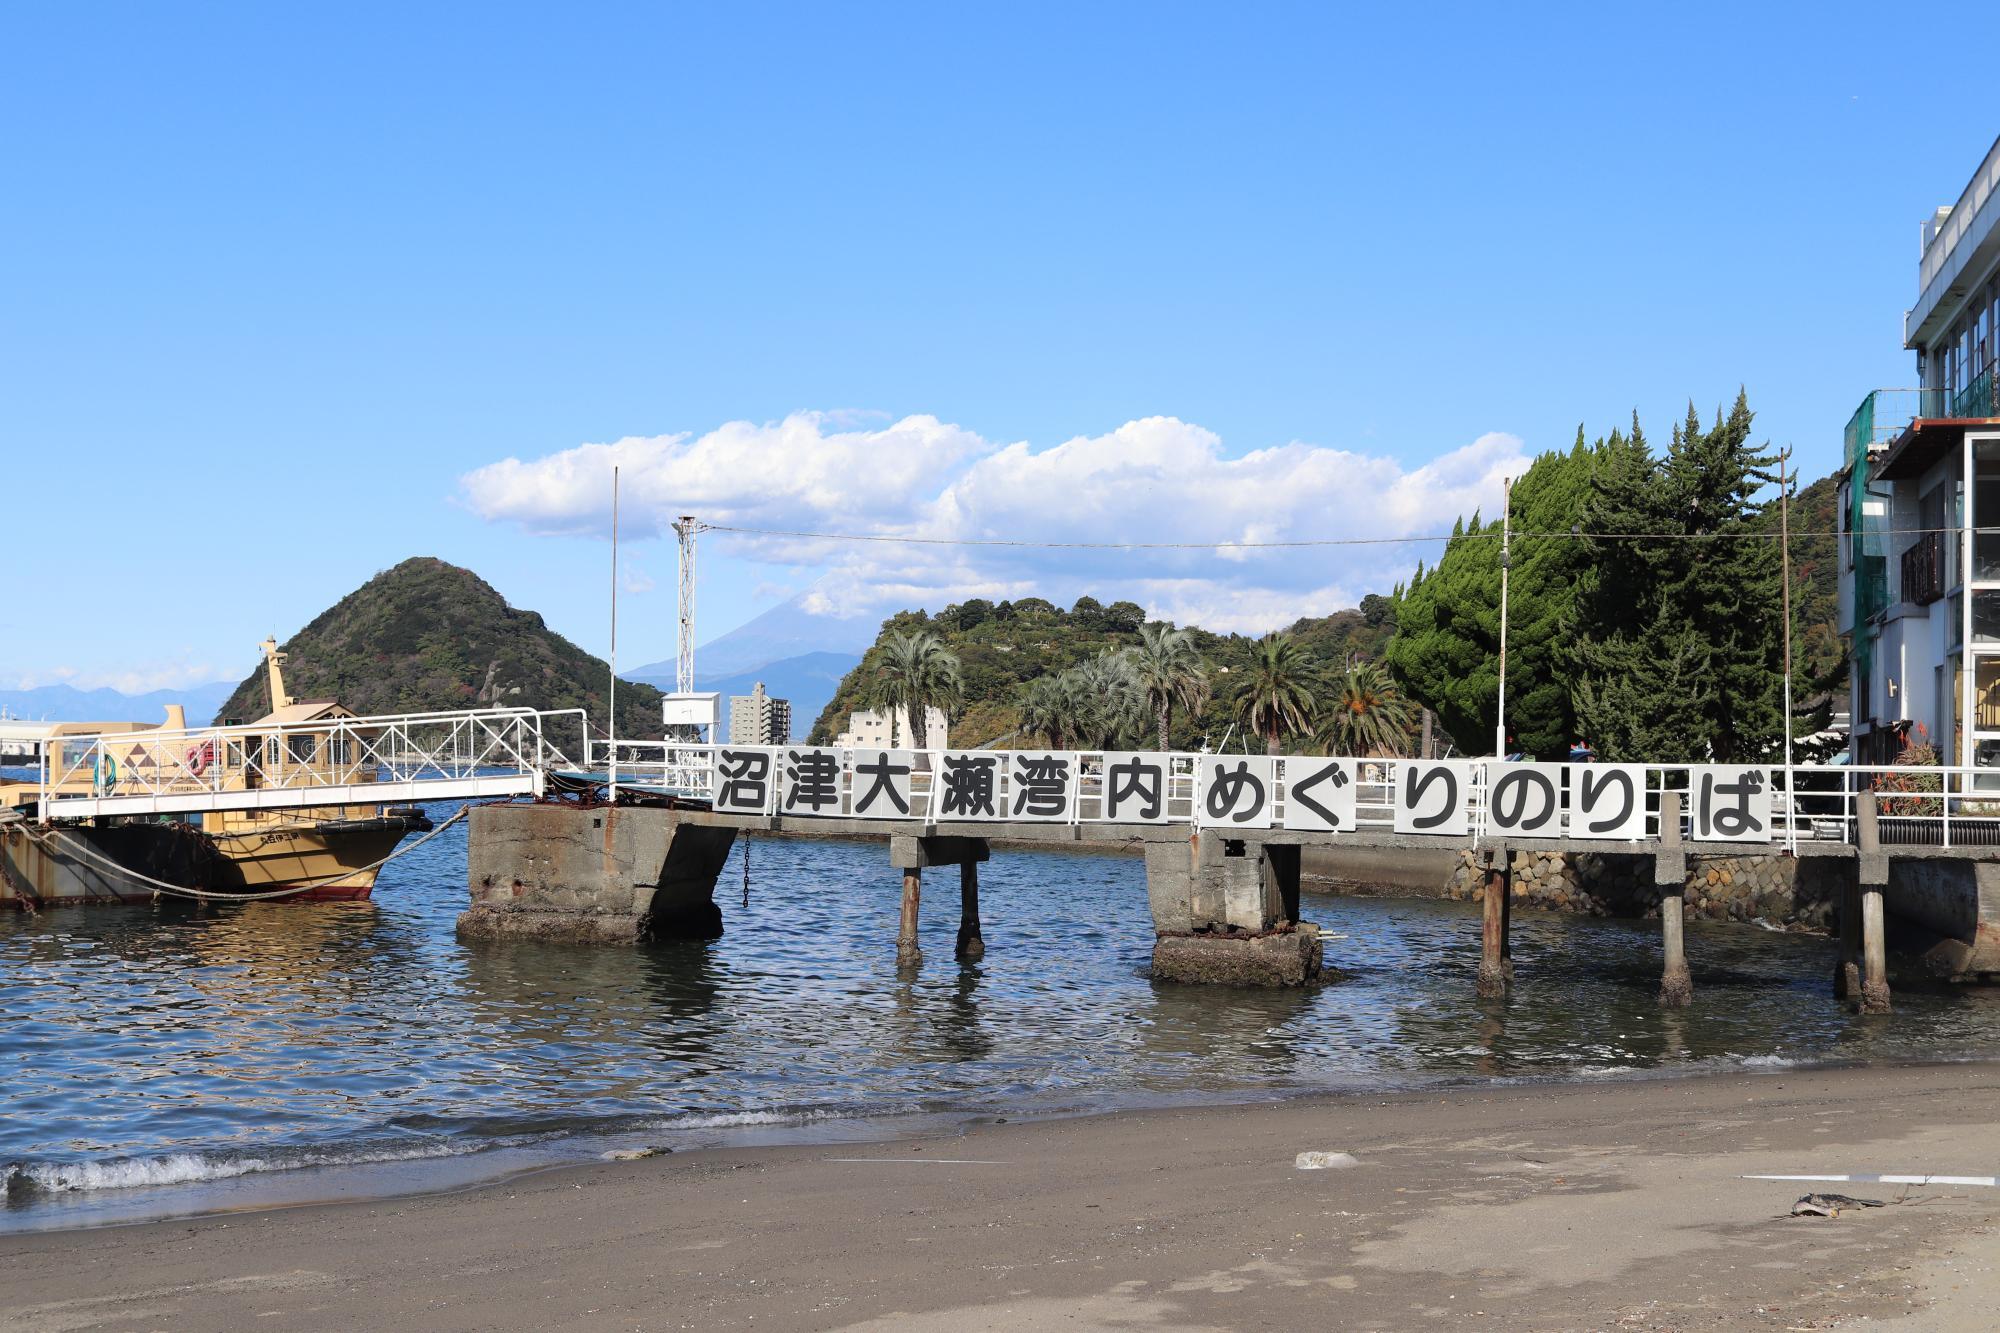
[{"x1": 288, "y1": 733, "x2": 319, "y2": 764}]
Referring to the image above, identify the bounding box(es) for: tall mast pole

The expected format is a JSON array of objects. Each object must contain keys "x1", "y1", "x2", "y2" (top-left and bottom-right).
[
  {"x1": 672, "y1": 515, "x2": 700, "y2": 742},
  {"x1": 608, "y1": 465, "x2": 620, "y2": 804},
  {"x1": 1780, "y1": 448, "x2": 1794, "y2": 842},
  {"x1": 1495, "y1": 476, "x2": 1513, "y2": 758}
]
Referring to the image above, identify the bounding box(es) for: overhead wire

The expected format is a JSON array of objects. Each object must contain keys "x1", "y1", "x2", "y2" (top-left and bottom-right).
[{"x1": 700, "y1": 521, "x2": 1963, "y2": 551}]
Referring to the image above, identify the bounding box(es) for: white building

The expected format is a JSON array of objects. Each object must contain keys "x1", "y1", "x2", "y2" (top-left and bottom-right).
[
  {"x1": 728, "y1": 682, "x2": 791, "y2": 745},
  {"x1": 833, "y1": 705, "x2": 948, "y2": 750},
  {"x1": 1842, "y1": 134, "x2": 2000, "y2": 771}
]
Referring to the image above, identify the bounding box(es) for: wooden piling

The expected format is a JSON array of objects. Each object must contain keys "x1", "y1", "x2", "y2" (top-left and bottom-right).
[
  {"x1": 1476, "y1": 856, "x2": 1509, "y2": 998},
  {"x1": 1854, "y1": 790, "x2": 1890, "y2": 1014},
  {"x1": 955, "y1": 860, "x2": 984, "y2": 962},
  {"x1": 1658, "y1": 792, "x2": 1692, "y2": 1008},
  {"x1": 896, "y1": 865, "x2": 923, "y2": 969}
]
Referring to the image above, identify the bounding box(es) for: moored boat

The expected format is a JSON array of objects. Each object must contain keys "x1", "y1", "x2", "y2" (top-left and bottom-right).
[{"x1": 0, "y1": 641, "x2": 433, "y2": 907}]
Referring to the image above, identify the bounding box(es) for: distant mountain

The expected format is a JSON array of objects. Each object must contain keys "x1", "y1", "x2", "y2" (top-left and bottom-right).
[
  {"x1": 635, "y1": 593, "x2": 879, "y2": 683},
  {"x1": 214, "y1": 557, "x2": 665, "y2": 738},
  {"x1": 629, "y1": 650, "x2": 862, "y2": 741},
  {"x1": 0, "y1": 680, "x2": 235, "y2": 727}
]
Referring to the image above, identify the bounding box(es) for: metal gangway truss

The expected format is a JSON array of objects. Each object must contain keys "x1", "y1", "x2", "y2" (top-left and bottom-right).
[{"x1": 31, "y1": 708, "x2": 586, "y2": 821}]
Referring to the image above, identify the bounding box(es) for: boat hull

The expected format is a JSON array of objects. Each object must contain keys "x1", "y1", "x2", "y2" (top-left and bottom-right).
[{"x1": 0, "y1": 817, "x2": 421, "y2": 907}]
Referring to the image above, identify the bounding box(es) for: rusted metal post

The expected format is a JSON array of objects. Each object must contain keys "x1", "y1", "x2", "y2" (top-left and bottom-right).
[
  {"x1": 1476, "y1": 852, "x2": 1509, "y2": 998},
  {"x1": 1658, "y1": 792, "x2": 1692, "y2": 1008},
  {"x1": 897, "y1": 865, "x2": 923, "y2": 969},
  {"x1": 1855, "y1": 790, "x2": 1890, "y2": 1014},
  {"x1": 955, "y1": 860, "x2": 984, "y2": 962}
]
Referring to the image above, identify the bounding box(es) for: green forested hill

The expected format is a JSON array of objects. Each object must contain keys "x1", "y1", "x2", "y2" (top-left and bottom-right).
[
  {"x1": 807, "y1": 594, "x2": 1396, "y2": 748},
  {"x1": 807, "y1": 464, "x2": 1843, "y2": 754},
  {"x1": 215, "y1": 557, "x2": 663, "y2": 738}
]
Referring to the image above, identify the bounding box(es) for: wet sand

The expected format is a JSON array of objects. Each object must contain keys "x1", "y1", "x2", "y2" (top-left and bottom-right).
[{"x1": 6, "y1": 1063, "x2": 2000, "y2": 1331}]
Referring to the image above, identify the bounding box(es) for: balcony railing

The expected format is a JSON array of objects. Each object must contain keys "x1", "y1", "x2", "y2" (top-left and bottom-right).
[
  {"x1": 1901, "y1": 532, "x2": 1944, "y2": 605},
  {"x1": 1847, "y1": 381, "x2": 2000, "y2": 460},
  {"x1": 1955, "y1": 366, "x2": 2000, "y2": 419}
]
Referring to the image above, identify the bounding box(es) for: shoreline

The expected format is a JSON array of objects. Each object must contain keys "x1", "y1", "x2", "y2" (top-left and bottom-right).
[{"x1": 7, "y1": 1062, "x2": 2000, "y2": 1329}]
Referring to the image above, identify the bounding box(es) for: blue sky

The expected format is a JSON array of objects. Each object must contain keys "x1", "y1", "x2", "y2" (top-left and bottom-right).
[{"x1": 2, "y1": 2, "x2": 1992, "y2": 692}]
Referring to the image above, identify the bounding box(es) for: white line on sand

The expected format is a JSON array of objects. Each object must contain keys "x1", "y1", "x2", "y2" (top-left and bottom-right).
[{"x1": 1744, "y1": 1173, "x2": 2000, "y2": 1187}]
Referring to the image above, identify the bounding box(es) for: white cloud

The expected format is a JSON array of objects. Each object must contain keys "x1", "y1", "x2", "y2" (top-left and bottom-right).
[
  {"x1": 461, "y1": 412, "x2": 1530, "y2": 635},
  {"x1": 8, "y1": 659, "x2": 228, "y2": 694}
]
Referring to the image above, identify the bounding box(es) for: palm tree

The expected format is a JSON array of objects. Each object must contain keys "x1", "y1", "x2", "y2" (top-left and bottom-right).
[
  {"x1": 1017, "y1": 674, "x2": 1071, "y2": 748},
  {"x1": 1068, "y1": 651, "x2": 1145, "y2": 749},
  {"x1": 1129, "y1": 623, "x2": 1207, "y2": 752},
  {"x1": 870, "y1": 631, "x2": 963, "y2": 749},
  {"x1": 1236, "y1": 632, "x2": 1317, "y2": 755},
  {"x1": 1320, "y1": 657, "x2": 1416, "y2": 758}
]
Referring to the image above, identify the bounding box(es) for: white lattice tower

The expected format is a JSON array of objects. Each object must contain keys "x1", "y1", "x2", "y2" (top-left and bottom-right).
[{"x1": 672, "y1": 515, "x2": 699, "y2": 695}]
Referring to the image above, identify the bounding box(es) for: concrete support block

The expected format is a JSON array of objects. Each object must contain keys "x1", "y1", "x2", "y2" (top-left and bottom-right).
[
  {"x1": 1152, "y1": 925, "x2": 1322, "y2": 986},
  {"x1": 461, "y1": 803, "x2": 734, "y2": 944},
  {"x1": 1143, "y1": 842, "x2": 1195, "y2": 935},
  {"x1": 888, "y1": 835, "x2": 990, "y2": 870}
]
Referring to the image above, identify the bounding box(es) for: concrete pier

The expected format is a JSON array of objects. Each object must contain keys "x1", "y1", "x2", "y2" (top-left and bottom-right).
[
  {"x1": 1656, "y1": 793, "x2": 1692, "y2": 1008},
  {"x1": 459, "y1": 803, "x2": 736, "y2": 944},
  {"x1": 1148, "y1": 835, "x2": 1322, "y2": 987}
]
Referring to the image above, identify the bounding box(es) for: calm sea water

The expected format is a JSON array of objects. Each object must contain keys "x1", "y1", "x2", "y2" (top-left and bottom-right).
[{"x1": 7, "y1": 790, "x2": 2000, "y2": 1230}]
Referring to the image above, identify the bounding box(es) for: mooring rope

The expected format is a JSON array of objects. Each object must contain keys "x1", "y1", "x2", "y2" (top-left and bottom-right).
[{"x1": 9, "y1": 805, "x2": 470, "y2": 902}]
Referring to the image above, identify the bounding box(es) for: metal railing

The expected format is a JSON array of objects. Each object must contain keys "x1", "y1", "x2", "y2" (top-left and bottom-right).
[
  {"x1": 1917, "y1": 135, "x2": 2000, "y2": 313},
  {"x1": 37, "y1": 707, "x2": 586, "y2": 818},
  {"x1": 1901, "y1": 532, "x2": 1944, "y2": 605},
  {"x1": 593, "y1": 742, "x2": 2000, "y2": 852}
]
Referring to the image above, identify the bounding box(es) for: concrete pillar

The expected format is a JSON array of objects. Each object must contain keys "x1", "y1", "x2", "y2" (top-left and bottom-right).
[
  {"x1": 897, "y1": 865, "x2": 923, "y2": 969},
  {"x1": 1855, "y1": 790, "x2": 1891, "y2": 1014},
  {"x1": 1476, "y1": 852, "x2": 1509, "y2": 998},
  {"x1": 1150, "y1": 833, "x2": 1322, "y2": 986},
  {"x1": 1656, "y1": 792, "x2": 1692, "y2": 1008},
  {"x1": 1860, "y1": 885, "x2": 1891, "y2": 1013},
  {"x1": 956, "y1": 860, "x2": 984, "y2": 962}
]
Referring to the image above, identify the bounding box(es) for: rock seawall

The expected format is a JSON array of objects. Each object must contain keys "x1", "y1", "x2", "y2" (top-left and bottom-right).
[{"x1": 1443, "y1": 849, "x2": 1840, "y2": 930}]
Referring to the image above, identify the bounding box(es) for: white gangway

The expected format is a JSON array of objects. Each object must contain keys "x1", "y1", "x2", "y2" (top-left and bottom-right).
[{"x1": 30, "y1": 707, "x2": 587, "y2": 821}]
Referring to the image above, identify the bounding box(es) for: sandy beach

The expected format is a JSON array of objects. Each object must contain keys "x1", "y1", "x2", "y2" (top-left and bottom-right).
[{"x1": 6, "y1": 1063, "x2": 2000, "y2": 1331}]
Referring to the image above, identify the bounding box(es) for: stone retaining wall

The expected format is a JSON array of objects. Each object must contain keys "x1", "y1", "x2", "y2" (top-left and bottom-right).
[{"x1": 1443, "y1": 848, "x2": 1842, "y2": 931}]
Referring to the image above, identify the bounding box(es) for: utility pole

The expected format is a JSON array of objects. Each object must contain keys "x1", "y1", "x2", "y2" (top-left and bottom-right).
[
  {"x1": 1494, "y1": 476, "x2": 1513, "y2": 758},
  {"x1": 608, "y1": 466, "x2": 620, "y2": 804},
  {"x1": 1780, "y1": 447, "x2": 1795, "y2": 843}
]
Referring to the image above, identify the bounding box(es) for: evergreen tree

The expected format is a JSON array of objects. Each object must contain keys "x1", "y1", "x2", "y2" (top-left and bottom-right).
[{"x1": 1567, "y1": 393, "x2": 1784, "y2": 762}]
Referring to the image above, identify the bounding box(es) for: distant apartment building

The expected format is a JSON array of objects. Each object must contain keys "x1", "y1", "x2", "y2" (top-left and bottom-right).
[
  {"x1": 833, "y1": 705, "x2": 948, "y2": 750},
  {"x1": 1841, "y1": 134, "x2": 2000, "y2": 770},
  {"x1": 728, "y1": 682, "x2": 792, "y2": 745}
]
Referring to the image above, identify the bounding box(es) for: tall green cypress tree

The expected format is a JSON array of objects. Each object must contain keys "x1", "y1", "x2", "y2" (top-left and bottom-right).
[{"x1": 1567, "y1": 393, "x2": 1784, "y2": 762}]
